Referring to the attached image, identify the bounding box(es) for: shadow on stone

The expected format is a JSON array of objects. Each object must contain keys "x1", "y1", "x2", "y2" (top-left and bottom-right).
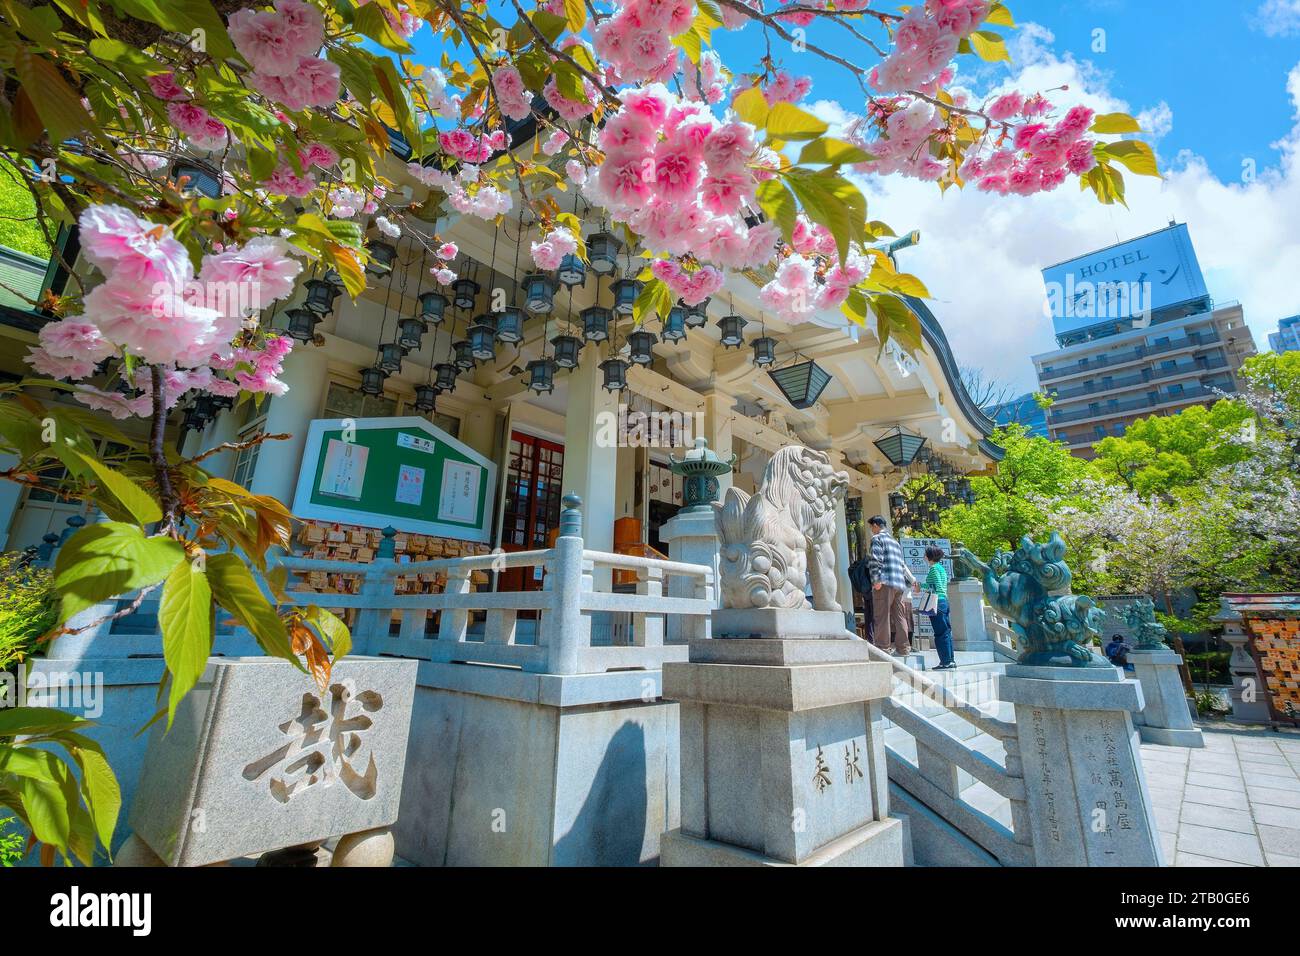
[{"x1": 554, "y1": 721, "x2": 648, "y2": 866}]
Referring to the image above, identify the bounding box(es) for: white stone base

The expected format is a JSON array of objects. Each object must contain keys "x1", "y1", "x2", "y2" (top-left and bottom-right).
[
  {"x1": 661, "y1": 817, "x2": 903, "y2": 867},
  {"x1": 1130, "y1": 650, "x2": 1203, "y2": 748}
]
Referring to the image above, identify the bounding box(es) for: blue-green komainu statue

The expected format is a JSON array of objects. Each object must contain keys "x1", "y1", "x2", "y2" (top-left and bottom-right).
[{"x1": 956, "y1": 533, "x2": 1111, "y2": 668}]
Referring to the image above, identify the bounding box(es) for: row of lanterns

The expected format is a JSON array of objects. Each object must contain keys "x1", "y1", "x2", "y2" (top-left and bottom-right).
[{"x1": 885, "y1": 444, "x2": 975, "y2": 531}]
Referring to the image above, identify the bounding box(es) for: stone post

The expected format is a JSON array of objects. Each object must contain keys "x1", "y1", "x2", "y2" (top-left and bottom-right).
[
  {"x1": 999, "y1": 665, "x2": 1164, "y2": 866},
  {"x1": 545, "y1": 494, "x2": 588, "y2": 675},
  {"x1": 1129, "y1": 648, "x2": 1204, "y2": 747},
  {"x1": 1214, "y1": 600, "x2": 1271, "y2": 724},
  {"x1": 948, "y1": 579, "x2": 993, "y2": 653},
  {"x1": 661, "y1": 608, "x2": 904, "y2": 867},
  {"x1": 659, "y1": 509, "x2": 718, "y2": 644}
]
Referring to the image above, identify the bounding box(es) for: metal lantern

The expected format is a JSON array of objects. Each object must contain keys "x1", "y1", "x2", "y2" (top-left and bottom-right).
[
  {"x1": 468, "y1": 315, "x2": 498, "y2": 360},
  {"x1": 611, "y1": 277, "x2": 642, "y2": 317},
  {"x1": 377, "y1": 342, "x2": 404, "y2": 373},
  {"x1": 359, "y1": 365, "x2": 387, "y2": 396},
  {"x1": 285, "y1": 307, "x2": 322, "y2": 343},
  {"x1": 581, "y1": 305, "x2": 612, "y2": 343},
  {"x1": 682, "y1": 299, "x2": 710, "y2": 328},
  {"x1": 192, "y1": 395, "x2": 217, "y2": 423},
  {"x1": 627, "y1": 329, "x2": 656, "y2": 367},
  {"x1": 769, "y1": 359, "x2": 833, "y2": 410},
  {"x1": 889, "y1": 492, "x2": 906, "y2": 511},
  {"x1": 717, "y1": 314, "x2": 747, "y2": 349},
  {"x1": 181, "y1": 407, "x2": 203, "y2": 434},
  {"x1": 872, "y1": 426, "x2": 928, "y2": 467},
  {"x1": 557, "y1": 253, "x2": 586, "y2": 288},
  {"x1": 551, "y1": 334, "x2": 582, "y2": 370},
  {"x1": 525, "y1": 357, "x2": 556, "y2": 395},
  {"x1": 210, "y1": 393, "x2": 235, "y2": 412},
  {"x1": 494, "y1": 306, "x2": 524, "y2": 344},
  {"x1": 751, "y1": 335, "x2": 777, "y2": 368},
  {"x1": 522, "y1": 273, "x2": 557, "y2": 315},
  {"x1": 173, "y1": 160, "x2": 222, "y2": 198},
  {"x1": 600, "y1": 356, "x2": 630, "y2": 392},
  {"x1": 661, "y1": 306, "x2": 687, "y2": 344},
  {"x1": 916, "y1": 444, "x2": 932, "y2": 463},
  {"x1": 366, "y1": 241, "x2": 398, "y2": 275},
  {"x1": 413, "y1": 383, "x2": 439, "y2": 412},
  {"x1": 304, "y1": 278, "x2": 341, "y2": 315},
  {"x1": 418, "y1": 290, "x2": 450, "y2": 326},
  {"x1": 944, "y1": 477, "x2": 961, "y2": 496},
  {"x1": 397, "y1": 316, "x2": 426, "y2": 353},
  {"x1": 667, "y1": 437, "x2": 737, "y2": 513},
  {"x1": 586, "y1": 231, "x2": 622, "y2": 275},
  {"x1": 434, "y1": 362, "x2": 460, "y2": 392},
  {"x1": 453, "y1": 339, "x2": 476, "y2": 370},
  {"x1": 452, "y1": 277, "x2": 480, "y2": 311}
]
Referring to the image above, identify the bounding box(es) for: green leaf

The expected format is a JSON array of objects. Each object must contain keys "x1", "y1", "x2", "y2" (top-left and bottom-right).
[
  {"x1": 13, "y1": 50, "x2": 98, "y2": 145},
  {"x1": 551, "y1": 60, "x2": 589, "y2": 105},
  {"x1": 57, "y1": 731, "x2": 120, "y2": 852},
  {"x1": 1102, "y1": 139, "x2": 1160, "y2": 177},
  {"x1": 563, "y1": 0, "x2": 586, "y2": 32},
  {"x1": 74, "y1": 453, "x2": 161, "y2": 526},
  {"x1": 732, "y1": 87, "x2": 769, "y2": 128},
  {"x1": 159, "y1": 559, "x2": 213, "y2": 725},
  {"x1": 765, "y1": 102, "x2": 828, "y2": 142},
  {"x1": 798, "y1": 137, "x2": 873, "y2": 166},
  {"x1": 0, "y1": 706, "x2": 90, "y2": 738},
  {"x1": 205, "y1": 553, "x2": 299, "y2": 666},
  {"x1": 353, "y1": 2, "x2": 414, "y2": 52},
  {"x1": 305, "y1": 605, "x2": 352, "y2": 660},
  {"x1": 1090, "y1": 112, "x2": 1143, "y2": 135},
  {"x1": 53, "y1": 523, "x2": 185, "y2": 623},
  {"x1": 985, "y1": 3, "x2": 1016, "y2": 28},
  {"x1": 755, "y1": 179, "x2": 798, "y2": 242},
  {"x1": 968, "y1": 30, "x2": 1011, "y2": 63}
]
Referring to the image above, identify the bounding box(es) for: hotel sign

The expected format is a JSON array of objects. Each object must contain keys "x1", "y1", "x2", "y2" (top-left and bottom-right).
[{"x1": 1041, "y1": 223, "x2": 1208, "y2": 336}]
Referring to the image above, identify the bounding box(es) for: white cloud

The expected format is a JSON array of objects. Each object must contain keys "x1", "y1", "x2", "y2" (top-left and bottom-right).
[
  {"x1": 1136, "y1": 101, "x2": 1174, "y2": 140},
  {"x1": 837, "y1": 34, "x2": 1300, "y2": 393},
  {"x1": 1253, "y1": 0, "x2": 1300, "y2": 37}
]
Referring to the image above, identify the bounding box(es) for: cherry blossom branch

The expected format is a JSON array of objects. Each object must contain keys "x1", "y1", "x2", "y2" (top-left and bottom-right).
[
  {"x1": 186, "y1": 432, "x2": 291, "y2": 466},
  {"x1": 149, "y1": 364, "x2": 181, "y2": 533}
]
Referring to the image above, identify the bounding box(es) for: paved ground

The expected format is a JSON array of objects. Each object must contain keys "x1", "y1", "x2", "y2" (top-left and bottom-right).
[{"x1": 1142, "y1": 726, "x2": 1300, "y2": 866}]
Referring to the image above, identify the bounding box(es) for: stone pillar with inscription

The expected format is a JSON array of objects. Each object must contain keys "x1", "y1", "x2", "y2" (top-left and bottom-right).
[
  {"x1": 661, "y1": 608, "x2": 905, "y2": 867},
  {"x1": 999, "y1": 665, "x2": 1165, "y2": 867}
]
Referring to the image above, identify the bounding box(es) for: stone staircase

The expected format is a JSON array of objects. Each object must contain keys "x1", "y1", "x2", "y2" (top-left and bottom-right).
[{"x1": 867, "y1": 646, "x2": 1034, "y2": 866}]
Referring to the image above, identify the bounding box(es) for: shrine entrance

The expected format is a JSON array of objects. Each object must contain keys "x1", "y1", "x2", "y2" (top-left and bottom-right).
[{"x1": 497, "y1": 430, "x2": 564, "y2": 593}]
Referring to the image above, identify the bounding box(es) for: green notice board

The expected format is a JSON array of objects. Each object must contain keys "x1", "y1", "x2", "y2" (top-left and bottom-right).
[{"x1": 291, "y1": 416, "x2": 497, "y2": 543}]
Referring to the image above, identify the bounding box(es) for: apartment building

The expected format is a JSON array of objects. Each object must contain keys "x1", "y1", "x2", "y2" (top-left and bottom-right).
[
  {"x1": 1032, "y1": 223, "x2": 1257, "y2": 457},
  {"x1": 1269, "y1": 315, "x2": 1300, "y2": 353}
]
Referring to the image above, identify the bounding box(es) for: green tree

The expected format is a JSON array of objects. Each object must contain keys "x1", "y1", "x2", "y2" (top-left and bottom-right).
[{"x1": 937, "y1": 424, "x2": 1090, "y2": 560}]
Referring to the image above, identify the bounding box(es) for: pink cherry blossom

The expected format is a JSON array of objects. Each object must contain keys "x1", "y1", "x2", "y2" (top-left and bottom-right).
[
  {"x1": 79, "y1": 205, "x2": 192, "y2": 288},
  {"x1": 146, "y1": 72, "x2": 189, "y2": 101}
]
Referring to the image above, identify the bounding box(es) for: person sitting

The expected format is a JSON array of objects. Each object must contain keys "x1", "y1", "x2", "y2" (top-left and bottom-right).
[{"x1": 1104, "y1": 633, "x2": 1131, "y2": 668}]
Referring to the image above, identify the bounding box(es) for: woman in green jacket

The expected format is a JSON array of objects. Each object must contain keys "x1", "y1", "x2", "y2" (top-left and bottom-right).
[{"x1": 923, "y1": 545, "x2": 955, "y2": 670}]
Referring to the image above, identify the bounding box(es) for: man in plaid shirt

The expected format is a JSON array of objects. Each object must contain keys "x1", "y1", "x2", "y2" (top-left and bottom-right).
[{"x1": 867, "y1": 515, "x2": 916, "y2": 656}]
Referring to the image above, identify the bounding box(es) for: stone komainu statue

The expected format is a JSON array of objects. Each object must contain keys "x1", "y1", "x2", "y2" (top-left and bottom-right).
[
  {"x1": 957, "y1": 532, "x2": 1110, "y2": 667},
  {"x1": 1121, "y1": 597, "x2": 1170, "y2": 649},
  {"x1": 714, "y1": 445, "x2": 849, "y2": 612}
]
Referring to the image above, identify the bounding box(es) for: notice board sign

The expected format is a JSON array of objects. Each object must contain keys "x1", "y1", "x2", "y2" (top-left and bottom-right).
[
  {"x1": 900, "y1": 537, "x2": 952, "y2": 639},
  {"x1": 292, "y1": 417, "x2": 496, "y2": 543}
]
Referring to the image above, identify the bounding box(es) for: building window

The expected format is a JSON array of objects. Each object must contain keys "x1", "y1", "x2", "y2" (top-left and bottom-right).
[
  {"x1": 1161, "y1": 360, "x2": 1177, "y2": 372},
  {"x1": 324, "y1": 381, "x2": 397, "y2": 419},
  {"x1": 1167, "y1": 383, "x2": 1184, "y2": 397},
  {"x1": 423, "y1": 409, "x2": 461, "y2": 439},
  {"x1": 231, "y1": 428, "x2": 263, "y2": 489},
  {"x1": 1093, "y1": 425, "x2": 1105, "y2": 439}
]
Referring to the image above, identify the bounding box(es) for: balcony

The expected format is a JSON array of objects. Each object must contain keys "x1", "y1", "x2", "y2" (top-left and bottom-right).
[
  {"x1": 1045, "y1": 354, "x2": 1230, "y2": 402},
  {"x1": 1047, "y1": 382, "x2": 1226, "y2": 425},
  {"x1": 1038, "y1": 330, "x2": 1221, "y2": 383}
]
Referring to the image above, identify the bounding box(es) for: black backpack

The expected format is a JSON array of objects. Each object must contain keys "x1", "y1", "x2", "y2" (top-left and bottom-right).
[{"x1": 848, "y1": 558, "x2": 872, "y2": 595}]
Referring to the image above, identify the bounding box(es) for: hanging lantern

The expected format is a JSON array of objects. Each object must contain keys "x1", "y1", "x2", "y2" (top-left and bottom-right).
[
  {"x1": 413, "y1": 383, "x2": 439, "y2": 412},
  {"x1": 551, "y1": 334, "x2": 582, "y2": 370},
  {"x1": 397, "y1": 316, "x2": 427, "y2": 353},
  {"x1": 285, "y1": 307, "x2": 322, "y2": 343},
  {"x1": 557, "y1": 253, "x2": 586, "y2": 288},
  {"x1": 888, "y1": 492, "x2": 906, "y2": 511},
  {"x1": 717, "y1": 313, "x2": 747, "y2": 349},
  {"x1": 751, "y1": 335, "x2": 777, "y2": 367},
  {"x1": 377, "y1": 342, "x2": 404, "y2": 373},
  {"x1": 452, "y1": 277, "x2": 480, "y2": 311},
  {"x1": 661, "y1": 306, "x2": 687, "y2": 344},
  {"x1": 453, "y1": 339, "x2": 476, "y2": 369},
  {"x1": 611, "y1": 277, "x2": 642, "y2": 317},
  {"x1": 581, "y1": 305, "x2": 612, "y2": 343},
  {"x1": 468, "y1": 315, "x2": 498, "y2": 360},
  {"x1": 872, "y1": 426, "x2": 928, "y2": 467},
  {"x1": 359, "y1": 365, "x2": 387, "y2": 396},
  {"x1": 366, "y1": 241, "x2": 398, "y2": 275},
  {"x1": 181, "y1": 407, "x2": 203, "y2": 434},
  {"x1": 769, "y1": 359, "x2": 833, "y2": 410},
  {"x1": 521, "y1": 273, "x2": 557, "y2": 315},
  {"x1": 586, "y1": 231, "x2": 622, "y2": 275},
  {"x1": 944, "y1": 477, "x2": 961, "y2": 496},
  {"x1": 418, "y1": 290, "x2": 450, "y2": 326},
  {"x1": 434, "y1": 362, "x2": 460, "y2": 391},
  {"x1": 627, "y1": 329, "x2": 656, "y2": 366},
  {"x1": 494, "y1": 306, "x2": 524, "y2": 344},
  {"x1": 525, "y1": 357, "x2": 556, "y2": 395},
  {"x1": 600, "y1": 356, "x2": 630, "y2": 392},
  {"x1": 210, "y1": 393, "x2": 235, "y2": 412},
  {"x1": 192, "y1": 395, "x2": 217, "y2": 423},
  {"x1": 303, "y1": 278, "x2": 341, "y2": 315},
  {"x1": 916, "y1": 444, "x2": 932, "y2": 463},
  {"x1": 682, "y1": 299, "x2": 710, "y2": 328},
  {"x1": 958, "y1": 477, "x2": 972, "y2": 497}
]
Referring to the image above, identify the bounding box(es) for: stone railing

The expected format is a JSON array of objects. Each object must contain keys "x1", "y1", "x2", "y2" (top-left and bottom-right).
[
  {"x1": 865, "y1": 643, "x2": 1034, "y2": 866},
  {"x1": 275, "y1": 495, "x2": 714, "y2": 676},
  {"x1": 983, "y1": 607, "x2": 1020, "y2": 661}
]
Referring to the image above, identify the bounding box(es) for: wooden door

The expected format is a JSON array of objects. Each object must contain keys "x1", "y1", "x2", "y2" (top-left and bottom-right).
[{"x1": 497, "y1": 431, "x2": 565, "y2": 592}]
